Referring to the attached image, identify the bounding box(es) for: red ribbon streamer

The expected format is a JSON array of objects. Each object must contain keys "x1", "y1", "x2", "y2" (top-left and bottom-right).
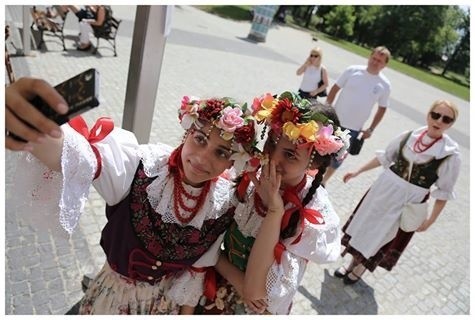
[
  {"x1": 190, "y1": 266, "x2": 217, "y2": 300},
  {"x1": 236, "y1": 172, "x2": 251, "y2": 200},
  {"x1": 274, "y1": 242, "x2": 286, "y2": 264}
]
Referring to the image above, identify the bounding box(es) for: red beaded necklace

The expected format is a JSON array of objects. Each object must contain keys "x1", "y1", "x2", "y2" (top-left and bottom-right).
[
  {"x1": 172, "y1": 171, "x2": 211, "y2": 224},
  {"x1": 168, "y1": 145, "x2": 211, "y2": 224},
  {"x1": 413, "y1": 129, "x2": 442, "y2": 153},
  {"x1": 254, "y1": 175, "x2": 307, "y2": 217}
]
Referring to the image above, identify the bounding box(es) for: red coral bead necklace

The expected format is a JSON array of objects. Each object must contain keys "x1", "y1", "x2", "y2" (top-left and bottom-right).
[
  {"x1": 413, "y1": 129, "x2": 441, "y2": 153},
  {"x1": 173, "y1": 170, "x2": 210, "y2": 224}
]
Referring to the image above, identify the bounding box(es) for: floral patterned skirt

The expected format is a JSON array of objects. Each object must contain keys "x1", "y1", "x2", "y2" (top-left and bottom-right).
[
  {"x1": 195, "y1": 273, "x2": 269, "y2": 315},
  {"x1": 78, "y1": 262, "x2": 180, "y2": 315}
]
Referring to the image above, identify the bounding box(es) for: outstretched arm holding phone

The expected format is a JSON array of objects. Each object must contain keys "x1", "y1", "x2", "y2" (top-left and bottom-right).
[{"x1": 5, "y1": 77, "x2": 68, "y2": 151}]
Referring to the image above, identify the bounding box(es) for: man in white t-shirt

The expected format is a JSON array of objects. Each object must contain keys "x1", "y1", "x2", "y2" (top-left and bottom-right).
[{"x1": 322, "y1": 46, "x2": 391, "y2": 186}]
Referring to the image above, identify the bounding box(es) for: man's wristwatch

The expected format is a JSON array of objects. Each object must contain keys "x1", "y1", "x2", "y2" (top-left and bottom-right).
[{"x1": 367, "y1": 128, "x2": 374, "y2": 133}]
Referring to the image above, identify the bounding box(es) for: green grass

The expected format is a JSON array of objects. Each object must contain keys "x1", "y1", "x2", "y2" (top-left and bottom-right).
[
  {"x1": 196, "y1": 5, "x2": 253, "y2": 21},
  {"x1": 197, "y1": 6, "x2": 469, "y2": 101}
]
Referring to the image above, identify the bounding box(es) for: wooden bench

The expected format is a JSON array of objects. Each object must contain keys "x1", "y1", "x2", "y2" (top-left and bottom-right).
[
  {"x1": 30, "y1": 6, "x2": 67, "y2": 51},
  {"x1": 5, "y1": 25, "x2": 15, "y2": 84},
  {"x1": 92, "y1": 16, "x2": 121, "y2": 57}
]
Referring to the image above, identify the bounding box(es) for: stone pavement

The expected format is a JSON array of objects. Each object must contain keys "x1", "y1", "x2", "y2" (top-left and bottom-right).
[{"x1": 4, "y1": 5, "x2": 471, "y2": 315}]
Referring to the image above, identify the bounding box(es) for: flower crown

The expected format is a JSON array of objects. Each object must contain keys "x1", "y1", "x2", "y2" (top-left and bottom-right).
[
  {"x1": 179, "y1": 96, "x2": 261, "y2": 173},
  {"x1": 251, "y1": 91, "x2": 350, "y2": 159}
]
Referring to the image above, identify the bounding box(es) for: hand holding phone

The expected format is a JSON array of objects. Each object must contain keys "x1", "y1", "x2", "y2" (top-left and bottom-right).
[{"x1": 7, "y1": 68, "x2": 100, "y2": 143}]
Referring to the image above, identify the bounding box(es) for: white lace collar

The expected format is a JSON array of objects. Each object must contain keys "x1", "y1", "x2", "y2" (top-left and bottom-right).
[
  {"x1": 138, "y1": 143, "x2": 236, "y2": 229},
  {"x1": 234, "y1": 175, "x2": 337, "y2": 238}
]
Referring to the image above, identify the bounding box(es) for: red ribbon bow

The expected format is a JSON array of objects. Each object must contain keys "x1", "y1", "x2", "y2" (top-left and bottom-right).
[
  {"x1": 281, "y1": 189, "x2": 325, "y2": 245},
  {"x1": 273, "y1": 189, "x2": 325, "y2": 264},
  {"x1": 69, "y1": 116, "x2": 114, "y2": 179}
]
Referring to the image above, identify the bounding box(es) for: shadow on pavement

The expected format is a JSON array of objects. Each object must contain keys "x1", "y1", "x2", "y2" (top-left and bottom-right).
[{"x1": 297, "y1": 269, "x2": 378, "y2": 315}]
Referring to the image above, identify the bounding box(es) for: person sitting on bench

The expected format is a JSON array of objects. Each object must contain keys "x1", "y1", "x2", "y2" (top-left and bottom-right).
[{"x1": 76, "y1": 5, "x2": 113, "y2": 51}]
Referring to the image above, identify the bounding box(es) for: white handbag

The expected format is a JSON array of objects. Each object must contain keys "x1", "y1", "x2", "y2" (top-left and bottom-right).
[{"x1": 400, "y1": 161, "x2": 429, "y2": 232}]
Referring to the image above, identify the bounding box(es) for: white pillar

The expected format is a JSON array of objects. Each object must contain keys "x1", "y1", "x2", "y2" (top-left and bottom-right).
[
  {"x1": 122, "y1": 5, "x2": 173, "y2": 143},
  {"x1": 22, "y1": 5, "x2": 31, "y2": 55}
]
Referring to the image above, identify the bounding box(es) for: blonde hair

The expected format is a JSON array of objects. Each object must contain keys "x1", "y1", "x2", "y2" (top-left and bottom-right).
[
  {"x1": 429, "y1": 99, "x2": 459, "y2": 121},
  {"x1": 310, "y1": 47, "x2": 323, "y2": 67},
  {"x1": 371, "y1": 46, "x2": 391, "y2": 63}
]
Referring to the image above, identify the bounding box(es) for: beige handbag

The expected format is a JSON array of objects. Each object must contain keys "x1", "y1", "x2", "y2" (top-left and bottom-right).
[{"x1": 400, "y1": 161, "x2": 429, "y2": 232}]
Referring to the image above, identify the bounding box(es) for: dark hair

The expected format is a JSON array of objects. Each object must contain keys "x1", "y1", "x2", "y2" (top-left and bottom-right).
[{"x1": 281, "y1": 102, "x2": 340, "y2": 239}]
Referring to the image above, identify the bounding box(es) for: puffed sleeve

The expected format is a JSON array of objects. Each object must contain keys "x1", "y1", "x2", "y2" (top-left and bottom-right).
[
  {"x1": 431, "y1": 152, "x2": 461, "y2": 200},
  {"x1": 91, "y1": 127, "x2": 141, "y2": 205},
  {"x1": 166, "y1": 235, "x2": 224, "y2": 306},
  {"x1": 376, "y1": 130, "x2": 410, "y2": 168},
  {"x1": 287, "y1": 222, "x2": 341, "y2": 264}
]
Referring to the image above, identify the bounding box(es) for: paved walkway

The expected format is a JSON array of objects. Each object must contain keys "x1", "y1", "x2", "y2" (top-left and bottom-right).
[{"x1": 4, "y1": 5, "x2": 470, "y2": 315}]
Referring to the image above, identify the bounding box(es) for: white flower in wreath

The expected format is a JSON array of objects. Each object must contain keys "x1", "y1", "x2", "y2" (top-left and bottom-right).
[
  {"x1": 180, "y1": 106, "x2": 200, "y2": 130},
  {"x1": 334, "y1": 127, "x2": 351, "y2": 160},
  {"x1": 230, "y1": 144, "x2": 252, "y2": 174}
]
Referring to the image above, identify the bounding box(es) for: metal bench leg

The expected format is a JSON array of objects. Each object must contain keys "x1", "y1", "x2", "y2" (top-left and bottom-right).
[
  {"x1": 60, "y1": 30, "x2": 66, "y2": 51},
  {"x1": 38, "y1": 29, "x2": 45, "y2": 50},
  {"x1": 92, "y1": 38, "x2": 99, "y2": 54}
]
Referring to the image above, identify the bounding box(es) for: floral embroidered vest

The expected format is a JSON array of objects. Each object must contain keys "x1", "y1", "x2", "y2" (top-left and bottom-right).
[
  {"x1": 389, "y1": 131, "x2": 449, "y2": 189},
  {"x1": 100, "y1": 162, "x2": 235, "y2": 284}
]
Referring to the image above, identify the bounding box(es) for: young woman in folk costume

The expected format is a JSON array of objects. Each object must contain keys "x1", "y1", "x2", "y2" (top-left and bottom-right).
[
  {"x1": 6, "y1": 78, "x2": 261, "y2": 314},
  {"x1": 196, "y1": 91, "x2": 351, "y2": 314}
]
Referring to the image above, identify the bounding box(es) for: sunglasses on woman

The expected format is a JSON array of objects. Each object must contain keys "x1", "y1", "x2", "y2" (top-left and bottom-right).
[
  {"x1": 310, "y1": 54, "x2": 320, "y2": 58},
  {"x1": 430, "y1": 111, "x2": 454, "y2": 124}
]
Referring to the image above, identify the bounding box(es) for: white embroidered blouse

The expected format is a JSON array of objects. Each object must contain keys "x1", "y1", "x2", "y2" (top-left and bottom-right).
[
  {"x1": 12, "y1": 124, "x2": 238, "y2": 306},
  {"x1": 233, "y1": 175, "x2": 341, "y2": 314}
]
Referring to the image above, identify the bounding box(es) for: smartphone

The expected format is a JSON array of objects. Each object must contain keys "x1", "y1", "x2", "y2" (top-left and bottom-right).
[
  {"x1": 33, "y1": 68, "x2": 100, "y2": 125},
  {"x1": 10, "y1": 68, "x2": 100, "y2": 141}
]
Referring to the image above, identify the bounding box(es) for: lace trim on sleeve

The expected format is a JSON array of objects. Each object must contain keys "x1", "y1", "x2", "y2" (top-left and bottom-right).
[
  {"x1": 265, "y1": 252, "x2": 306, "y2": 314},
  {"x1": 59, "y1": 126, "x2": 97, "y2": 233},
  {"x1": 11, "y1": 127, "x2": 96, "y2": 235},
  {"x1": 12, "y1": 152, "x2": 65, "y2": 236}
]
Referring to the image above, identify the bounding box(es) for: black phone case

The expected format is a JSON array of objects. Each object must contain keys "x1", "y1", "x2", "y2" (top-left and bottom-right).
[
  {"x1": 10, "y1": 68, "x2": 100, "y2": 142},
  {"x1": 33, "y1": 68, "x2": 100, "y2": 125}
]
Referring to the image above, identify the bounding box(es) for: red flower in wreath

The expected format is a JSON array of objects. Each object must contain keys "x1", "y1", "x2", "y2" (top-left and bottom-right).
[
  {"x1": 234, "y1": 122, "x2": 255, "y2": 144},
  {"x1": 198, "y1": 99, "x2": 225, "y2": 120},
  {"x1": 271, "y1": 98, "x2": 301, "y2": 133}
]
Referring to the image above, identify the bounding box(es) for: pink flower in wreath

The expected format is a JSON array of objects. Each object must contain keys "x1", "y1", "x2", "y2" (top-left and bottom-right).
[
  {"x1": 313, "y1": 135, "x2": 344, "y2": 155},
  {"x1": 217, "y1": 106, "x2": 244, "y2": 134},
  {"x1": 179, "y1": 96, "x2": 201, "y2": 130}
]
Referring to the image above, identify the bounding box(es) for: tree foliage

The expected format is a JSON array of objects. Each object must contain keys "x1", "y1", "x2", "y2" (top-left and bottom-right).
[{"x1": 289, "y1": 5, "x2": 469, "y2": 78}]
